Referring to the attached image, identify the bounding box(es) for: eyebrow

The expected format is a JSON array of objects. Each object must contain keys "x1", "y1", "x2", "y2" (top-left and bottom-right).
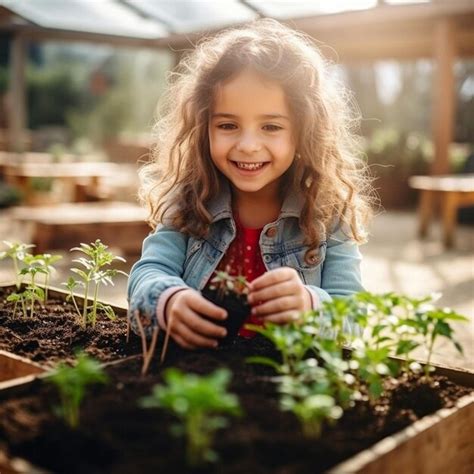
[{"x1": 211, "y1": 113, "x2": 291, "y2": 121}]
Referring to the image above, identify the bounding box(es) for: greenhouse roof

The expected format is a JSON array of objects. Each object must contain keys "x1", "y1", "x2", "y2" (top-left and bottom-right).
[{"x1": 1, "y1": 0, "x2": 469, "y2": 45}]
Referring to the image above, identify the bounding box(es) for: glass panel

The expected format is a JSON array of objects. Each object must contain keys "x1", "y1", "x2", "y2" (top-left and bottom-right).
[
  {"x1": 127, "y1": 0, "x2": 257, "y2": 33},
  {"x1": 2, "y1": 0, "x2": 167, "y2": 38},
  {"x1": 247, "y1": 0, "x2": 377, "y2": 18}
]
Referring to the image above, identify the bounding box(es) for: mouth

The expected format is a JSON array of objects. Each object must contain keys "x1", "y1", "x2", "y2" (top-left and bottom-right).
[{"x1": 231, "y1": 161, "x2": 269, "y2": 171}]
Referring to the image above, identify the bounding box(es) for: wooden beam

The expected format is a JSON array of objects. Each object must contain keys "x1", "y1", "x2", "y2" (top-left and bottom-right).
[
  {"x1": 8, "y1": 34, "x2": 27, "y2": 153},
  {"x1": 431, "y1": 18, "x2": 456, "y2": 175}
]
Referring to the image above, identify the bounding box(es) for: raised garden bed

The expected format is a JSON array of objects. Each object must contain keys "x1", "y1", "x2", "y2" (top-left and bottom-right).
[
  {"x1": 0, "y1": 284, "x2": 141, "y2": 372},
  {"x1": 0, "y1": 337, "x2": 472, "y2": 474}
]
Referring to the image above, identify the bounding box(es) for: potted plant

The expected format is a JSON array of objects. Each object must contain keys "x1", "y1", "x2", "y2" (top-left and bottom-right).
[{"x1": 201, "y1": 270, "x2": 250, "y2": 344}]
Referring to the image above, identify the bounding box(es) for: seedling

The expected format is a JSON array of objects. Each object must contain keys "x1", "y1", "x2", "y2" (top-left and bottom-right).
[
  {"x1": 279, "y1": 363, "x2": 343, "y2": 438},
  {"x1": 139, "y1": 368, "x2": 242, "y2": 466},
  {"x1": 46, "y1": 353, "x2": 108, "y2": 429},
  {"x1": 132, "y1": 309, "x2": 160, "y2": 376},
  {"x1": 209, "y1": 270, "x2": 249, "y2": 299},
  {"x1": 246, "y1": 313, "x2": 318, "y2": 376},
  {"x1": 412, "y1": 305, "x2": 468, "y2": 378},
  {"x1": 0, "y1": 241, "x2": 35, "y2": 288},
  {"x1": 38, "y1": 253, "x2": 63, "y2": 302},
  {"x1": 66, "y1": 240, "x2": 127, "y2": 327}
]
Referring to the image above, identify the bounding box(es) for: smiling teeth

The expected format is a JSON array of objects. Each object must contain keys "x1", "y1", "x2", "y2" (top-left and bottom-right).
[{"x1": 235, "y1": 162, "x2": 265, "y2": 170}]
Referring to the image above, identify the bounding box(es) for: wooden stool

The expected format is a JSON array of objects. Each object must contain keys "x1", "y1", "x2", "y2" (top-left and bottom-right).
[
  {"x1": 409, "y1": 174, "x2": 474, "y2": 248},
  {"x1": 12, "y1": 202, "x2": 150, "y2": 256}
]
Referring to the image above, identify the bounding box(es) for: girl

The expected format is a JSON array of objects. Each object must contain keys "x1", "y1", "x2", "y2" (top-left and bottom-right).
[{"x1": 128, "y1": 19, "x2": 373, "y2": 350}]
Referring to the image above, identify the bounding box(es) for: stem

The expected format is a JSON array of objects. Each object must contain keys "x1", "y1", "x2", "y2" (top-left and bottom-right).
[
  {"x1": 424, "y1": 334, "x2": 436, "y2": 378},
  {"x1": 20, "y1": 296, "x2": 27, "y2": 317},
  {"x1": 13, "y1": 256, "x2": 20, "y2": 289},
  {"x1": 91, "y1": 282, "x2": 100, "y2": 328},
  {"x1": 70, "y1": 292, "x2": 82, "y2": 320},
  {"x1": 12, "y1": 299, "x2": 18, "y2": 317},
  {"x1": 142, "y1": 326, "x2": 159, "y2": 375},
  {"x1": 44, "y1": 273, "x2": 49, "y2": 303},
  {"x1": 82, "y1": 279, "x2": 90, "y2": 327},
  {"x1": 161, "y1": 315, "x2": 174, "y2": 364}
]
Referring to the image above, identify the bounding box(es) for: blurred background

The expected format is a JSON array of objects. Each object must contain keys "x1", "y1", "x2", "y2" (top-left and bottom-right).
[{"x1": 0, "y1": 0, "x2": 472, "y2": 368}]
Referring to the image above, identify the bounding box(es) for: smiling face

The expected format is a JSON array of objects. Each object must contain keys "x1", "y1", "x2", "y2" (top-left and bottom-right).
[{"x1": 209, "y1": 68, "x2": 297, "y2": 202}]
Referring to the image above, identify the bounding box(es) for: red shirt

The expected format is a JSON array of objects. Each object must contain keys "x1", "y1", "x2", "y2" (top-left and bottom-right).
[{"x1": 206, "y1": 216, "x2": 266, "y2": 337}]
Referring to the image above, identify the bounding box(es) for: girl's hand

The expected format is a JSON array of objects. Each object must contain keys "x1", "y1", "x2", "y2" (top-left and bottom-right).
[
  {"x1": 247, "y1": 267, "x2": 312, "y2": 324},
  {"x1": 165, "y1": 288, "x2": 228, "y2": 350}
]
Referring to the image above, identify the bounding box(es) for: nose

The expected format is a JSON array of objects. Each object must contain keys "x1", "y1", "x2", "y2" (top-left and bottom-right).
[{"x1": 235, "y1": 130, "x2": 262, "y2": 154}]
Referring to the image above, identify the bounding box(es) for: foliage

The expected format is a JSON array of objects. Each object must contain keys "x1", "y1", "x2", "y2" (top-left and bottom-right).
[
  {"x1": 0, "y1": 182, "x2": 22, "y2": 209},
  {"x1": 0, "y1": 241, "x2": 35, "y2": 288},
  {"x1": 65, "y1": 240, "x2": 127, "y2": 327},
  {"x1": 46, "y1": 353, "x2": 108, "y2": 428},
  {"x1": 139, "y1": 368, "x2": 242, "y2": 466},
  {"x1": 209, "y1": 270, "x2": 249, "y2": 300},
  {"x1": 363, "y1": 128, "x2": 432, "y2": 177},
  {"x1": 246, "y1": 291, "x2": 468, "y2": 437},
  {"x1": 27, "y1": 65, "x2": 85, "y2": 130}
]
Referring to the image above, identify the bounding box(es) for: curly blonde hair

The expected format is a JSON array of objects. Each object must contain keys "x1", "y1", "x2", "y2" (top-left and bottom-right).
[{"x1": 140, "y1": 18, "x2": 374, "y2": 249}]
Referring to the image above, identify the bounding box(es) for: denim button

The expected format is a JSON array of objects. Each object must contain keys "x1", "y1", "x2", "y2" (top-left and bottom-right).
[
  {"x1": 265, "y1": 226, "x2": 278, "y2": 238},
  {"x1": 304, "y1": 249, "x2": 319, "y2": 265},
  {"x1": 263, "y1": 254, "x2": 272, "y2": 263}
]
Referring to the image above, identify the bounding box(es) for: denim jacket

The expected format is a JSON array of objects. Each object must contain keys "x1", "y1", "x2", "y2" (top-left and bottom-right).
[{"x1": 127, "y1": 183, "x2": 364, "y2": 336}]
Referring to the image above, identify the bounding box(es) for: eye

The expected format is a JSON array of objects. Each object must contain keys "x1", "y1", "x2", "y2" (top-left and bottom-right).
[
  {"x1": 263, "y1": 124, "x2": 283, "y2": 132},
  {"x1": 217, "y1": 123, "x2": 237, "y2": 130}
]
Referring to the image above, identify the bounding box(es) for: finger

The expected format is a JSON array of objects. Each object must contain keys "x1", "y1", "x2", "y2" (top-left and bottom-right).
[
  {"x1": 252, "y1": 295, "x2": 298, "y2": 317},
  {"x1": 249, "y1": 267, "x2": 297, "y2": 291},
  {"x1": 185, "y1": 311, "x2": 227, "y2": 339},
  {"x1": 192, "y1": 294, "x2": 228, "y2": 321},
  {"x1": 175, "y1": 322, "x2": 219, "y2": 349},
  {"x1": 248, "y1": 280, "x2": 296, "y2": 305},
  {"x1": 262, "y1": 311, "x2": 301, "y2": 325},
  {"x1": 172, "y1": 332, "x2": 197, "y2": 350}
]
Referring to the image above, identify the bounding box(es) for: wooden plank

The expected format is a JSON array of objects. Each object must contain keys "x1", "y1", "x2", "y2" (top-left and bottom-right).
[
  {"x1": 0, "y1": 351, "x2": 45, "y2": 384},
  {"x1": 8, "y1": 34, "x2": 27, "y2": 153},
  {"x1": 431, "y1": 18, "x2": 456, "y2": 175}
]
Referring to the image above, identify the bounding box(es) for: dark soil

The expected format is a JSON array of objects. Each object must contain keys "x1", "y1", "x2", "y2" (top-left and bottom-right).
[
  {"x1": 201, "y1": 287, "x2": 250, "y2": 344},
  {"x1": 0, "y1": 336, "x2": 472, "y2": 474},
  {"x1": 0, "y1": 286, "x2": 142, "y2": 367}
]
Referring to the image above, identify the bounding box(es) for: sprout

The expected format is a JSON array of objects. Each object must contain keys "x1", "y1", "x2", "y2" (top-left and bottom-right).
[
  {"x1": 65, "y1": 240, "x2": 128, "y2": 327},
  {"x1": 139, "y1": 368, "x2": 242, "y2": 466},
  {"x1": 46, "y1": 353, "x2": 108, "y2": 429}
]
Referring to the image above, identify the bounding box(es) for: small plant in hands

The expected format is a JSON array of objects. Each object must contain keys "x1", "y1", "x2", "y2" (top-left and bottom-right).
[
  {"x1": 46, "y1": 352, "x2": 108, "y2": 429},
  {"x1": 64, "y1": 240, "x2": 127, "y2": 327},
  {"x1": 0, "y1": 240, "x2": 35, "y2": 289},
  {"x1": 139, "y1": 368, "x2": 242, "y2": 466},
  {"x1": 201, "y1": 269, "x2": 250, "y2": 343}
]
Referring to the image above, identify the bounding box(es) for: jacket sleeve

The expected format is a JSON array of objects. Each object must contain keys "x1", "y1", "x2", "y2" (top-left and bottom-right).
[
  {"x1": 305, "y1": 225, "x2": 364, "y2": 337},
  {"x1": 127, "y1": 225, "x2": 189, "y2": 337}
]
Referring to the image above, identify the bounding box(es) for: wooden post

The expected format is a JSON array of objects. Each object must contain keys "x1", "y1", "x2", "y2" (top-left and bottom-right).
[
  {"x1": 431, "y1": 18, "x2": 456, "y2": 176},
  {"x1": 8, "y1": 34, "x2": 27, "y2": 153}
]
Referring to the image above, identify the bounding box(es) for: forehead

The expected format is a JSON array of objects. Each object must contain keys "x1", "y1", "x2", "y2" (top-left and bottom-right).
[{"x1": 212, "y1": 68, "x2": 290, "y2": 115}]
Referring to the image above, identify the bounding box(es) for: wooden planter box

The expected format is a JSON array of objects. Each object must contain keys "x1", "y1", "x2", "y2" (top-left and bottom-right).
[
  {"x1": 330, "y1": 364, "x2": 474, "y2": 473},
  {"x1": 0, "y1": 354, "x2": 472, "y2": 473},
  {"x1": 0, "y1": 351, "x2": 46, "y2": 391},
  {"x1": 0, "y1": 283, "x2": 131, "y2": 385}
]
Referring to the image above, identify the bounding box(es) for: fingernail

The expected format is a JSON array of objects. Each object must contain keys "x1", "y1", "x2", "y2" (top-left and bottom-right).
[
  {"x1": 251, "y1": 307, "x2": 256, "y2": 315},
  {"x1": 221, "y1": 330, "x2": 227, "y2": 337},
  {"x1": 222, "y1": 312, "x2": 227, "y2": 320}
]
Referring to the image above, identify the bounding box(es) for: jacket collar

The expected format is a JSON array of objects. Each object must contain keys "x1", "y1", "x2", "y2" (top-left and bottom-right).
[{"x1": 207, "y1": 179, "x2": 302, "y2": 223}]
